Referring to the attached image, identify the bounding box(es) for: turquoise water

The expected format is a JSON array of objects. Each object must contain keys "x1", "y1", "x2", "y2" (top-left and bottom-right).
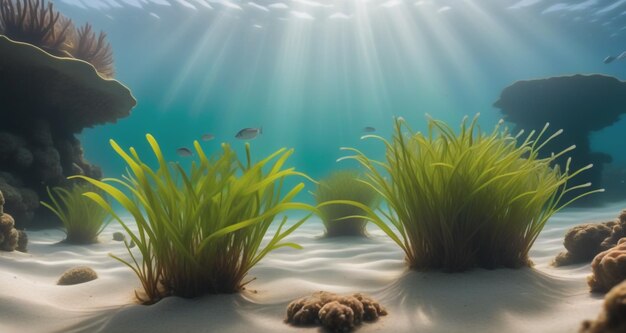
[{"x1": 54, "y1": 0, "x2": 626, "y2": 197}]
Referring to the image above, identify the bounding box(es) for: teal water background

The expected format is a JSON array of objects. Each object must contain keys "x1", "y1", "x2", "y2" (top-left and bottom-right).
[{"x1": 53, "y1": 0, "x2": 626, "y2": 195}]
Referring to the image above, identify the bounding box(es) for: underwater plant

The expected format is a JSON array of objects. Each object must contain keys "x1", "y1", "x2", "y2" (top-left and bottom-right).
[
  {"x1": 41, "y1": 184, "x2": 110, "y2": 244},
  {"x1": 327, "y1": 115, "x2": 602, "y2": 271},
  {"x1": 315, "y1": 170, "x2": 379, "y2": 237},
  {"x1": 70, "y1": 23, "x2": 114, "y2": 78},
  {"x1": 74, "y1": 135, "x2": 313, "y2": 303},
  {"x1": 0, "y1": 0, "x2": 73, "y2": 54},
  {"x1": 0, "y1": 0, "x2": 115, "y2": 77}
]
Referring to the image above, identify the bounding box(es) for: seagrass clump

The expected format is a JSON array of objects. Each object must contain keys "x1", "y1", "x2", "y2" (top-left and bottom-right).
[
  {"x1": 315, "y1": 170, "x2": 378, "y2": 237},
  {"x1": 75, "y1": 135, "x2": 313, "y2": 303},
  {"x1": 327, "y1": 115, "x2": 602, "y2": 271}
]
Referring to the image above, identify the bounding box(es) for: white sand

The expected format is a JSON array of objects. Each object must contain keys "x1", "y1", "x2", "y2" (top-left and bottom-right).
[{"x1": 1, "y1": 202, "x2": 624, "y2": 333}]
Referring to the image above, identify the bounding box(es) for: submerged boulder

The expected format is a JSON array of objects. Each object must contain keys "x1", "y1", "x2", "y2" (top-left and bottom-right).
[
  {"x1": 494, "y1": 74, "x2": 626, "y2": 203},
  {"x1": 0, "y1": 35, "x2": 135, "y2": 227}
]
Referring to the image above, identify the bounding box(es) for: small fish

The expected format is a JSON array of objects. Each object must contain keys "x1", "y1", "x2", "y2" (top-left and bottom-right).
[
  {"x1": 176, "y1": 147, "x2": 193, "y2": 157},
  {"x1": 363, "y1": 126, "x2": 376, "y2": 133},
  {"x1": 604, "y1": 55, "x2": 616, "y2": 64},
  {"x1": 618, "y1": 51, "x2": 626, "y2": 61},
  {"x1": 201, "y1": 133, "x2": 215, "y2": 141},
  {"x1": 235, "y1": 127, "x2": 262, "y2": 140}
]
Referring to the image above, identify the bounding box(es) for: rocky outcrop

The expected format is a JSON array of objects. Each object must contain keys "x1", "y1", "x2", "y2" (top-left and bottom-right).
[{"x1": 0, "y1": 35, "x2": 135, "y2": 227}]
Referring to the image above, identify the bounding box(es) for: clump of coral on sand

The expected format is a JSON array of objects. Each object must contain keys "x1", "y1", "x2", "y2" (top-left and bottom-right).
[
  {"x1": 285, "y1": 291, "x2": 387, "y2": 332},
  {"x1": 0, "y1": 189, "x2": 27, "y2": 252},
  {"x1": 581, "y1": 280, "x2": 626, "y2": 333},
  {"x1": 554, "y1": 210, "x2": 626, "y2": 266},
  {"x1": 588, "y1": 238, "x2": 626, "y2": 292}
]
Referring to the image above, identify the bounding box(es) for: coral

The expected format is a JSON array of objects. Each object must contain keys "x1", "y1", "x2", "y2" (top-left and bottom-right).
[
  {"x1": 0, "y1": 35, "x2": 135, "y2": 228},
  {"x1": 0, "y1": 0, "x2": 73, "y2": 54},
  {"x1": 70, "y1": 23, "x2": 114, "y2": 78},
  {"x1": 0, "y1": 0, "x2": 115, "y2": 78},
  {"x1": 495, "y1": 74, "x2": 626, "y2": 203},
  {"x1": 0, "y1": 189, "x2": 26, "y2": 252},
  {"x1": 588, "y1": 238, "x2": 626, "y2": 292},
  {"x1": 352, "y1": 293, "x2": 387, "y2": 320},
  {"x1": 319, "y1": 301, "x2": 355, "y2": 332},
  {"x1": 57, "y1": 266, "x2": 97, "y2": 285},
  {"x1": 554, "y1": 211, "x2": 626, "y2": 266},
  {"x1": 581, "y1": 280, "x2": 626, "y2": 333},
  {"x1": 315, "y1": 170, "x2": 379, "y2": 237},
  {"x1": 0, "y1": 177, "x2": 38, "y2": 225},
  {"x1": 285, "y1": 291, "x2": 387, "y2": 331},
  {"x1": 287, "y1": 295, "x2": 325, "y2": 325}
]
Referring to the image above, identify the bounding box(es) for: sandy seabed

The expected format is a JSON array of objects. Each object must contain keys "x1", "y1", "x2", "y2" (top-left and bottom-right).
[{"x1": 2, "y1": 202, "x2": 625, "y2": 333}]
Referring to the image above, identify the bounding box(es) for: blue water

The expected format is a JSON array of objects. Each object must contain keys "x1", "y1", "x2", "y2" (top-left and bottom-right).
[{"x1": 53, "y1": 0, "x2": 626, "y2": 191}]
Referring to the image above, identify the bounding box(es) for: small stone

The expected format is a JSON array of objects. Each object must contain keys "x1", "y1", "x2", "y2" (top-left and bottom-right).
[
  {"x1": 57, "y1": 266, "x2": 98, "y2": 285},
  {"x1": 112, "y1": 232, "x2": 125, "y2": 241}
]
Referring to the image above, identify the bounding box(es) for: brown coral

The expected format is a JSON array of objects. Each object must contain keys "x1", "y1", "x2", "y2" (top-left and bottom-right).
[
  {"x1": 0, "y1": 190, "x2": 27, "y2": 252},
  {"x1": 554, "y1": 211, "x2": 626, "y2": 266},
  {"x1": 353, "y1": 293, "x2": 388, "y2": 320},
  {"x1": 57, "y1": 266, "x2": 97, "y2": 285},
  {"x1": 588, "y1": 238, "x2": 626, "y2": 292},
  {"x1": 0, "y1": 0, "x2": 115, "y2": 78},
  {"x1": 0, "y1": 0, "x2": 73, "y2": 54},
  {"x1": 581, "y1": 280, "x2": 626, "y2": 333},
  {"x1": 319, "y1": 301, "x2": 355, "y2": 332},
  {"x1": 70, "y1": 22, "x2": 114, "y2": 78},
  {"x1": 285, "y1": 291, "x2": 387, "y2": 331}
]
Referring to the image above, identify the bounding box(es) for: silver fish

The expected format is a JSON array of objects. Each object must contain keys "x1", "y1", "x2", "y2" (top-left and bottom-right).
[
  {"x1": 363, "y1": 126, "x2": 376, "y2": 133},
  {"x1": 201, "y1": 133, "x2": 215, "y2": 141},
  {"x1": 604, "y1": 55, "x2": 616, "y2": 64},
  {"x1": 176, "y1": 147, "x2": 193, "y2": 157},
  {"x1": 618, "y1": 51, "x2": 626, "y2": 61},
  {"x1": 235, "y1": 127, "x2": 262, "y2": 140}
]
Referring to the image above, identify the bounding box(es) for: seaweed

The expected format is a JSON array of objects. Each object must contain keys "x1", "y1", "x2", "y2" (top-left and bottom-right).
[
  {"x1": 325, "y1": 115, "x2": 602, "y2": 271},
  {"x1": 73, "y1": 135, "x2": 313, "y2": 304},
  {"x1": 41, "y1": 183, "x2": 110, "y2": 244},
  {"x1": 315, "y1": 170, "x2": 379, "y2": 237}
]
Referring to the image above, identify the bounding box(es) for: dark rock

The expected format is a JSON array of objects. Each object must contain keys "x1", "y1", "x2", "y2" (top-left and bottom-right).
[
  {"x1": 494, "y1": 74, "x2": 626, "y2": 203},
  {"x1": 112, "y1": 232, "x2": 125, "y2": 241},
  {"x1": 0, "y1": 35, "x2": 135, "y2": 228}
]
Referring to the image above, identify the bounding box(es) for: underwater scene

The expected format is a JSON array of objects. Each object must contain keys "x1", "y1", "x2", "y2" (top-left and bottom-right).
[{"x1": 2, "y1": 0, "x2": 626, "y2": 332}]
